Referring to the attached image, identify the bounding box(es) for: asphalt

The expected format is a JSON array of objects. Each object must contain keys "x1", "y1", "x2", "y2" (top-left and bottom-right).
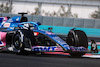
[{"x1": 0, "y1": 52, "x2": 100, "y2": 67}]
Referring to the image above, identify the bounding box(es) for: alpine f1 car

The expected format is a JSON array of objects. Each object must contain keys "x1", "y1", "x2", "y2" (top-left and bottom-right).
[{"x1": 0, "y1": 13, "x2": 88, "y2": 56}]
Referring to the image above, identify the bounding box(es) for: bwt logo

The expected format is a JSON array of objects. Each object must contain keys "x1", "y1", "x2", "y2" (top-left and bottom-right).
[
  {"x1": 72, "y1": 47, "x2": 86, "y2": 51},
  {"x1": 33, "y1": 47, "x2": 56, "y2": 51}
]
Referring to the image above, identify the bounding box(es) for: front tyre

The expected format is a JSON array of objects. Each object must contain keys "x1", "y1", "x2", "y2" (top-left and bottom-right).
[{"x1": 66, "y1": 30, "x2": 88, "y2": 57}]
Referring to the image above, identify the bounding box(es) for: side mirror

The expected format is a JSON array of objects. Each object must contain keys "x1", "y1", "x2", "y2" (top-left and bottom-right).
[{"x1": 37, "y1": 22, "x2": 41, "y2": 26}]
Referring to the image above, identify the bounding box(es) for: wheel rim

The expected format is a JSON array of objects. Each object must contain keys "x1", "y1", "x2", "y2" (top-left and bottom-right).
[
  {"x1": 14, "y1": 34, "x2": 21, "y2": 49},
  {"x1": 15, "y1": 40, "x2": 19, "y2": 47}
]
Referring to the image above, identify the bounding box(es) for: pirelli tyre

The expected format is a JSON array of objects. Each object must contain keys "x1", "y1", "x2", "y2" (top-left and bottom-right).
[
  {"x1": 66, "y1": 30, "x2": 88, "y2": 56},
  {"x1": 13, "y1": 33, "x2": 25, "y2": 54}
]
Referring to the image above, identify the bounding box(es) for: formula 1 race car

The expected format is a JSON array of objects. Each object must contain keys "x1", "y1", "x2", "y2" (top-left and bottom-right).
[{"x1": 0, "y1": 13, "x2": 88, "y2": 56}]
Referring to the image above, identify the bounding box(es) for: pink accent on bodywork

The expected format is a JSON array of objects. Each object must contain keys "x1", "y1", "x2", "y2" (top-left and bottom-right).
[
  {"x1": 0, "y1": 32, "x2": 7, "y2": 47},
  {"x1": 44, "y1": 52, "x2": 92, "y2": 56},
  {"x1": 3, "y1": 17, "x2": 8, "y2": 22},
  {"x1": 44, "y1": 52, "x2": 70, "y2": 55},
  {"x1": 55, "y1": 46, "x2": 64, "y2": 51}
]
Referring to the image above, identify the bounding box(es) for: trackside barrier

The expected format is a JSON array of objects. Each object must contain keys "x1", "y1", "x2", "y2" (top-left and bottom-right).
[{"x1": 0, "y1": 13, "x2": 100, "y2": 29}]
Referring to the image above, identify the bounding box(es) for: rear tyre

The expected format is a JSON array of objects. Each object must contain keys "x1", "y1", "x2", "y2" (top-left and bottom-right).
[
  {"x1": 66, "y1": 30, "x2": 88, "y2": 56},
  {"x1": 13, "y1": 34, "x2": 25, "y2": 55}
]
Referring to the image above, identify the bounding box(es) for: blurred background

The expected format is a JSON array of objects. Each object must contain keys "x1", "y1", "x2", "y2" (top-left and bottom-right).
[{"x1": 0, "y1": 0, "x2": 100, "y2": 19}]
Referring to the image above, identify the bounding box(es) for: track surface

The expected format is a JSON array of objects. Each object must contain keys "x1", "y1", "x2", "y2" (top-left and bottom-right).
[{"x1": 0, "y1": 53, "x2": 100, "y2": 67}]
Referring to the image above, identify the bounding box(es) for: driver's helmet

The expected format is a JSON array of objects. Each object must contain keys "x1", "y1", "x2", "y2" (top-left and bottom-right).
[{"x1": 23, "y1": 23, "x2": 33, "y2": 30}]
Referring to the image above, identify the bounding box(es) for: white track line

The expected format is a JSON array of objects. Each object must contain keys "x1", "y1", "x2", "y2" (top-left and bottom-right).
[{"x1": 83, "y1": 55, "x2": 100, "y2": 58}]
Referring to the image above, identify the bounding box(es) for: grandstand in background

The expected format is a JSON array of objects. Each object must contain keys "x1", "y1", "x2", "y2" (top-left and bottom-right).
[{"x1": 0, "y1": 0, "x2": 100, "y2": 18}]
